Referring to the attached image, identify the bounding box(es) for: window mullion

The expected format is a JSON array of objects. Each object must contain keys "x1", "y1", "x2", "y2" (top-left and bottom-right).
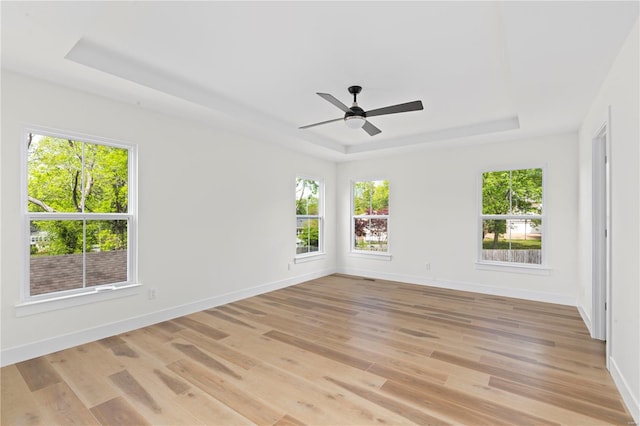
[
  {"x1": 82, "y1": 219, "x2": 87, "y2": 288},
  {"x1": 81, "y1": 141, "x2": 85, "y2": 213}
]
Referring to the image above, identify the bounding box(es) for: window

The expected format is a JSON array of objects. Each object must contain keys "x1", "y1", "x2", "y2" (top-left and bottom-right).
[
  {"x1": 25, "y1": 131, "x2": 136, "y2": 300},
  {"x1": 352, "y1": 180, "x2": 389, "y2": 254},
  {"x1": 480, "y1": 168, "x2": 543, "y2": 265},
  {"x1": 295, "y1": 177, "x2": 323, "y2": 257}
]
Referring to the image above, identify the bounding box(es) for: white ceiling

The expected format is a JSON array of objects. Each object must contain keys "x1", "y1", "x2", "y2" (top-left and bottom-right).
[{"x1": 2, "y1": 1, "x2": 638, "y2": 161}]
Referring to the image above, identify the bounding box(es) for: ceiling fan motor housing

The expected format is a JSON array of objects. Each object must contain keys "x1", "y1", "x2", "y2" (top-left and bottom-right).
[{"x1": 345, "y1": 106, "x2": 365, "y2": 119}]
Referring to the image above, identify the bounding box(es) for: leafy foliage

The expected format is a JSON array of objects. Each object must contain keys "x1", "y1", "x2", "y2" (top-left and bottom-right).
[{"x1": 353, "y1": 180, "x2": 389, "y2": 215}]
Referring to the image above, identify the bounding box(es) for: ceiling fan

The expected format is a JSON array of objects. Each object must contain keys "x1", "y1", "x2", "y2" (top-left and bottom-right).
[{"x1": 299, "y1": 85, "x2": 424, "y2": 136}]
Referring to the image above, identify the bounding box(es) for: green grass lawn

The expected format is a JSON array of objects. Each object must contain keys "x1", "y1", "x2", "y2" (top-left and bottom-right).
[{"x1": 482, "y1": 239, "x2": 541, "y2": 250}]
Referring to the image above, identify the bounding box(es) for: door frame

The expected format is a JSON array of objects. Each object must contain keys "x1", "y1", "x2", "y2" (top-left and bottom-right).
[{"x1": 591, "y1": 106, "x2": 611, "y2": 368}]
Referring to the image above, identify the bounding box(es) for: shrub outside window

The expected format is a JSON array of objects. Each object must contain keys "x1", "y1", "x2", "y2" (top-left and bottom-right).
[
  {"x1": 25, "y1": 131, "x2": 135, "y2": 299},
  {"x1": 481, "y1": 168, "x2": 543, "y2": 265},
  {"x1": 352, "y1": 180, "x2": 389, "y2": 253},
  {"x1": 296, "y1": 177, "x2": 322, "y2": 256}
]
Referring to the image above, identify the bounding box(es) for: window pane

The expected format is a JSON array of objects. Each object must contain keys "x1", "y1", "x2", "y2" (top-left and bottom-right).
[
  {"x1": 84, "y1": 144, "x2": 129, "y2": 213},
  {"x1": 296, "y1": 178, "x2": 319, "y2": 215},
  {"x1": 511, "y1": 168, "x2": 543, "y2": 214},
  {"x1": 28, "y1": 135, "x2": 83, "y2": 213},
  {"x1": 482, "y1": 168, "x2": 542, "y2": 215},
  {"x1": 296, "y1": 218, "x2": 319, "y2": 255},
  {"x1": 86, "y1": 220, "x2": 128, "y2": 287},
  {"x1": 353, "y1": 180, "x2": 389, "y2": 215},
  {"x1": 30, "y1": 220, "x2": 84, "y2": 295},
  {"x1": 27, "y1": 135, "x2": 129, "y2": 214},
  {"x1": 354, "y1": 218, "x2": 388, "y2": 252},
  {"x1": 482, "y1": 171, "x2": 510, "y2": 215},
  {"x1": 482, "y1": 219, "x2": 542, "y2": 264}
]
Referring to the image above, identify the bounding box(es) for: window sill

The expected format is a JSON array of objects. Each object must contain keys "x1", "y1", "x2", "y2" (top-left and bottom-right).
[
  {"x1": 349, "y1": 252, "x2": 392, "y2": 261},
  {"x1": 15, "y1": 283, "x2": 142, "y2": 317},
  {"x1": 475, "y1": 262, "x2": 551, "y2": 275},
  {"x1": 294, "y1": 253, "x2": 326, "y2": 264}
]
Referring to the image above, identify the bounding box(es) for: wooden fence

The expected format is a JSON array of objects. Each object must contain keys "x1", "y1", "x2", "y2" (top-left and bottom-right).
[{"x1": 482, "y1": 249, "x2": 542, "y2": 264}]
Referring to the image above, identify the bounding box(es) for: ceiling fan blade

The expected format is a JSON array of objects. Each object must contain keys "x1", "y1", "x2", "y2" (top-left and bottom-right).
[
  {"x1": 317, "y1": 93, "x2": 350, "y2": 113},
  {"x1": 299, "y1": 117, "x2": 343, "y2": 129},
  {"x1": 362, "y1": 120, "x2": 382, "y2": 136},
  {"x1": 365, "y1": 100, "x2": 424, "y2": 118}
]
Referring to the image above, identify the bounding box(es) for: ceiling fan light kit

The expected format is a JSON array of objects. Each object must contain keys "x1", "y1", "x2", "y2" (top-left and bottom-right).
[
  {"x1": 345, "y1": 115, "x2": 366, "y2": 129},
  {"x1": 300, "y1": 85, "x2": 424, "y2": 136}
]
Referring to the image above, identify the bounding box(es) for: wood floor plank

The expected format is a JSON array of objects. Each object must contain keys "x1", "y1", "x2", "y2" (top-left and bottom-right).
[
  {"x1": 45, "y1": 349, "x2": 120, "y2": 408},
  {"x1": 172, "y1": 316, "x2": 229, "y2": 340},
  {"x1": 273, "y1": 414, "x2": 307, "y2": 426},
  {"x1": 98, "y1": 335, "x2": 140, "y2": 358},
  {"x1": 31, "y1": 381, "x2": 100, "y2": 425},
  {"x1": 489, "y1": 376, "x2": 633, "y2": 424},
  {"x1": 109, "y1": 369, "x2": 162, "y2": 414},
  {"x1": 153, "y1": 368, "x2": 190, "y2": 395},
  {"x1": 171, "y1": 342, "x2": 243, "y2": 379},
  {"x1": 1, "y1": 274, "x2": 633, "y2": 425},
  {"x1": 106, "y1": 366, "x2": 206, "y2": 426},
  {"x1": 119, "y1": 327, "x2": 185, "y2": 365},
  {"x1": 432, "y1": 350, "x2": 627, "y2": 412},
  {"x1": 263, "y1": 330, "x2": 373, "y2": 370},
  {"x1": 15, "y1": 357, "x2": 62, "y2": 392},
  {"x1": 167, "y1": 358, "x2": 284, "y2": 425},
  {"x1": 176, "y1": 329, "x2": 260, "y2": 370},
  {"x1": 221, "y1": 331, "x2": 388, "y2": 389},
  {"x1": 324, "y1": 376, "x2": 453, "y2": 426},
  {"x1": 1, "y1": 364, "x2": 55, "y2": 425},
  {"x1": 224, "y1": 356, "x2": 418, "y2": 425},
  {"x1": 90, "y1": 396, "x2": 151, "y2": 425},
  {"x1": 445, "y1": 373, "x2": 616, "y2": 426}
]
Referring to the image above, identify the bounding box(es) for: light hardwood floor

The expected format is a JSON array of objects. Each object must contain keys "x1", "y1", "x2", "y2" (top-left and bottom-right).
[{"x1": 1, "y1": 274, "x2": 634, "y2": 425}]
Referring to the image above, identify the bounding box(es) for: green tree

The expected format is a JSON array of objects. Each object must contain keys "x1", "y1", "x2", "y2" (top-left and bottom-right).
[
  {"x1": 297, "y1": 219, "x2": 319, "y2": 252},
  {"x1": 353, "y1": 180, "x2": 388, "y2": 215}
]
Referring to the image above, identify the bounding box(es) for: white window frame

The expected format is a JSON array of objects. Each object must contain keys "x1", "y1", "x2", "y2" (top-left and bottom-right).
[
  {"x1": 350, "y1": 179, "x2": 391, "y2": 260},
  {"x1": 294, "y1": 175, "x2": 324, "y2": 262},
  {"x1": 19, "y1": 126, "x2": 139, "y2": 314},
  {"x1": 477, "y1": 165, "x2": 549, "y2": 273}
]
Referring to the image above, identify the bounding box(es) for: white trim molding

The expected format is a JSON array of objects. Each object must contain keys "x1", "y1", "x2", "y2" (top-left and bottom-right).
[
  {"x1": 577, "y1": 304, "x2": 592, "y2": 336},
  {"x1": 610, "y1": 356, "x2": 640, "y2": 424},
  {"x1": 15, "y1": 283, "x2": 142, "y2": 317},
  {"x1": 336, "y1": 267, "x2": 577, "y2": 306}
]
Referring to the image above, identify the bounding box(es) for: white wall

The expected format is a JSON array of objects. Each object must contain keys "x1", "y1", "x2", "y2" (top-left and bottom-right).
[
  {"x1": 578, "y1": 19, "x2": 639, "y2": 421},
  {"x1": 0, "y1": 71, "x2": 336, "y2": 364},
  {"x1": 337, "y1": 133, "x2": 579, "y2": 305}
]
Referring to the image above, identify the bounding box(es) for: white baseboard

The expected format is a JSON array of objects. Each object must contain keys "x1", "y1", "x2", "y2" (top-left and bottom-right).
[
  {"x1": 577, "y1": 304, "x2": 593, "y2": 336},
  {"x1": 0, "y1": 268, "x2": 335, "y2": 367},
  {"x1": 336, "y1": 267, "x2": 577, "y2": 306},
  {"x1": 610, "y1": 356, "x2": 640, "y2": 424}
]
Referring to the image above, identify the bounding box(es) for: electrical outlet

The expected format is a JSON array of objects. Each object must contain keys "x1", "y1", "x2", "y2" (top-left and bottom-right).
[
  {"x1": 426, "y1": 263, "x2": 431, "y2": 271},
  {"x1": 287, "y1": 263, "x2": 292, "y2": 271},
  {"x1": 148, "y1": 288, "x2": 157, "y2": 300}
]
